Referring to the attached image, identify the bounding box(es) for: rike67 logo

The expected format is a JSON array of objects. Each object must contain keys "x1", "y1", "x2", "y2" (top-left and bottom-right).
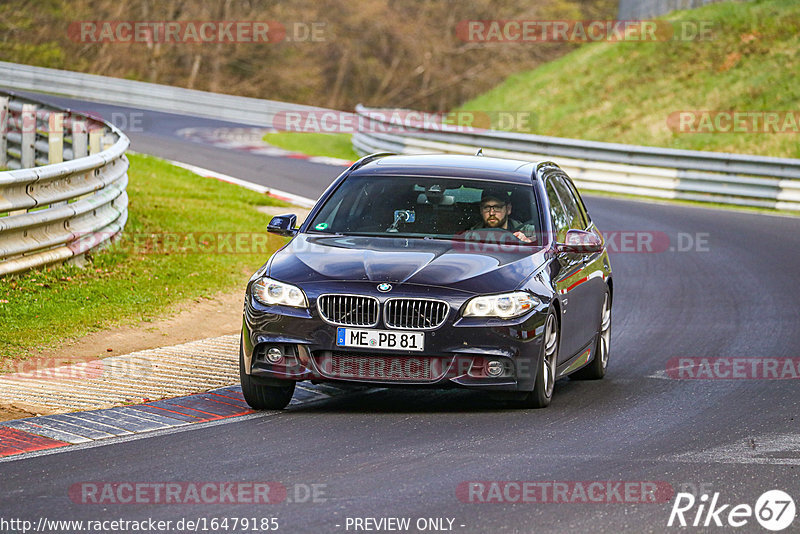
[{"x1": 668, "y1": 490, "x2": 795, "y2": 531}]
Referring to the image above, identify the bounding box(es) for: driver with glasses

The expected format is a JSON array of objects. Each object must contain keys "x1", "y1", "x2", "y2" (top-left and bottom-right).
[{"x1": 471, "y1": 188, "x2": 535, "y2": 243}]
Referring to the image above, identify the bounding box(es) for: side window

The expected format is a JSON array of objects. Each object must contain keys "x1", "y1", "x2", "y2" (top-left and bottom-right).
[
  {"x1": 553, "y1": 175, "x2": 587, "y2": 230},
  {"x1": 560, "y1": 175, "x2": 592, "y2": 227},
  {"x1": 545, "y1": 179, "x2": 570, "y2": 243}
]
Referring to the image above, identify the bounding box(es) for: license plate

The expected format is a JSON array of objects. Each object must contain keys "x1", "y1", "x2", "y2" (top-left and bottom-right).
[{"x1": 336, "y1": 327, "x2": 424, "y2": 351}]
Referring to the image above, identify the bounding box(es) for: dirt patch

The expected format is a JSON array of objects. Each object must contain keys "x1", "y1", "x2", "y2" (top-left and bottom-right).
[
  {"x1": 21, "y1": 290, "x2": 244, "y2": 362},
  {"x1": 0, "y1": 402, "x2": 58, "y2": 422}
]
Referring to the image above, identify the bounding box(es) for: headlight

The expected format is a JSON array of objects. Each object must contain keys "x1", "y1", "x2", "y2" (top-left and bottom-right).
[
  {"x1": 252, "y1": 277, "x2": 308, "y2": 308},
  {"x1": 462, "y1": 291, "x2": 539, "y2": 319}
]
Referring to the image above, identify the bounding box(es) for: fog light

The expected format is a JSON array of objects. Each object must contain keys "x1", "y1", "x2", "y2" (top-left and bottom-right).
[
  {"x1": 486, "y1": 360, "x2": 504, "y2": 377},
  {"x1": 266, "y1": 347, "x2": 284, "y2": 364}
]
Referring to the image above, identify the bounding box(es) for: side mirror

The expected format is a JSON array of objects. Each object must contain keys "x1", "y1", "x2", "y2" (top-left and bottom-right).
[
  {"x1": 267, "y1": 214, "x2": 298, "y2": 237},
  {"x1": 557, "y1": 229, "x2": 602, "y2": 254}
]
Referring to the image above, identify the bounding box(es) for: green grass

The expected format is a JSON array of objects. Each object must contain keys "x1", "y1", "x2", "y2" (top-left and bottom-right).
[
  {"x1": 0, "y1": 153, "x2": 289, "y2": 360},
  {"x1": 458, "y1": 0, "x2": 800, "y2": 159},
  {"x1": 263, "y1": 132, "x2": 359, "y2": 161}
]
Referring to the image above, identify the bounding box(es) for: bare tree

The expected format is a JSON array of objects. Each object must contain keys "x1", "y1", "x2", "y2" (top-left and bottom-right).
[{"x1": 0, "y1": 0, "x2": 618, "y2": 111}]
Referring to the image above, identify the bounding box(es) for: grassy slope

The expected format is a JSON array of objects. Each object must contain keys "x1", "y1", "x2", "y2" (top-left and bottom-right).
[
  {"x1": 0, "y1": 154, "x2": 287, "y2": 359},
  {"x1": 458, "y1": 0, "x2": 800, "y2": 159},
  {"x1": 262, "y1": 132, "x2": 359, "y2": 161}
]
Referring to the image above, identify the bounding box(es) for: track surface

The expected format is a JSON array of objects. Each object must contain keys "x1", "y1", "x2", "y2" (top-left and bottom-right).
[{"x1": 1, "y1": 93, "x2": 799, "y2": 533}]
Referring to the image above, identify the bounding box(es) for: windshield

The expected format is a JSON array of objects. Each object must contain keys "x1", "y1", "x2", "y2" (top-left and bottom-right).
[{"x1": 306, "y1": 175, "x2": 542, "y2": 245}]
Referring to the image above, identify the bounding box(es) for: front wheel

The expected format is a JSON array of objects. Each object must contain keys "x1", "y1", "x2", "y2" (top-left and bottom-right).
[
  {"x1": 571, "y1": 290, "x2": 611, "y2": 380},
  {"x1": 239, "y1": 339, "x2": 295, "y2": 410},
  {"x1": 513, "y1": 310, "x2": 558, "y2": 409}
]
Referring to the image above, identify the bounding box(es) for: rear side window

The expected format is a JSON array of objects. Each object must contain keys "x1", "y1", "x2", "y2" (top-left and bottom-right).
[
  {"x1": 552, "y1": 175, "x2": 587, "y2": 230},
  {"x1": 558, "y1": 175, "x2": 591, "y2": 227},
  {"x1": 545, "y1": 179, "x2": 570, "y2": 242}
]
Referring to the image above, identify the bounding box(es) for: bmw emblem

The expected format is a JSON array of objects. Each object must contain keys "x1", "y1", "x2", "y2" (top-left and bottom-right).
[{"x1": 377, "y1": 283, "x2": 392, "y2": 292}]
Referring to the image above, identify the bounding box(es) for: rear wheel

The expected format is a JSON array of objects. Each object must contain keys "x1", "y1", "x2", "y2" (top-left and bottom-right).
[
  {"x1": 572, "y1": 290, "x2": 611, "y2": 380},
  {"x1": 513, "y1": 310, "x2": 558, "y2": 409},
  {"x1": 239, "y1": 339, "x2": 295, "y2": 410}
]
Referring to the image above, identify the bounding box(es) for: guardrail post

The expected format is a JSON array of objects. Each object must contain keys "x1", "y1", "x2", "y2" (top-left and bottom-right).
[
  {"x1": 0, "y1": 91, "x2": 130, "y2": 276},
  {"x1": 66, "y1": 253, "x2": 88, "y2": 268},
  {"x1": 102, "y1": 130, "x2": 115, "y2": 151},
  {"x1": 72, "y1": 120, "x2": 88, "y2": 159},
  {"x1": 89, "y1": 128, "x2": 102, "y2": 154},
  {"x1": 48, "y1": 112, "x2": 64, "y2": 164},
  {"x1": 21, "y1": 104, "x2": 36, "y2": 168},
  {"x1": 0, "y1": 96, "x2": 8, "y2": 169}
]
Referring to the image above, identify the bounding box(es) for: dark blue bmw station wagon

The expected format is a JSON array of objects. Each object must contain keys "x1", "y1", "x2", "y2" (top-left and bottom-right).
[{"x1": 240, "y1": 153, "x2": 612, "y2": 409}]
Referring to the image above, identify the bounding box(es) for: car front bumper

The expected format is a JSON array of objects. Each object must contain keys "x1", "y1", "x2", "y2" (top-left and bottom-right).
[{"x1": 242, "y1": 281, "x2": 549, "y2": 392}]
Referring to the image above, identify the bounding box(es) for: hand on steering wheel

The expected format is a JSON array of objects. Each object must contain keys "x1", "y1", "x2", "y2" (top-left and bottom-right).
[
  {"x1": 513, "y1": 231, "x2": 532, "y2": 243},
  {"x1": 481, "y1": 226, "x2": 533, "y2": 243}
]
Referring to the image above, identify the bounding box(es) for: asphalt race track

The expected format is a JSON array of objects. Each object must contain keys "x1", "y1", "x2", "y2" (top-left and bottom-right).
[
  {"x1": 1, "y1": 93, "x2": 798, "y2": 533},
  {"x1": 13, "y1": 91, "x2": 343, "y2": 200}
]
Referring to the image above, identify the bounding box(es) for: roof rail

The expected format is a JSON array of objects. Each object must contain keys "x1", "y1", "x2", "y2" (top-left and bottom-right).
[
  {"x1": 532, "y1": 160, "x2": 561, "y2": 182},
  {"x1": 348, "y1": 152, "x2": 395, "y2": 172}
]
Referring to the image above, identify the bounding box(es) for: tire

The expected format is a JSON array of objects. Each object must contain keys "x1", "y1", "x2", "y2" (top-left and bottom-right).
[
  {"x1": 513, "y1": 309, "x2": 558, "y2": 409},
  {"x1": 571, "y1": 289, "x2": 611, "y2": 380},
  {"x1": 239, "y1": 338, "x2": 295, "y2": 410}
]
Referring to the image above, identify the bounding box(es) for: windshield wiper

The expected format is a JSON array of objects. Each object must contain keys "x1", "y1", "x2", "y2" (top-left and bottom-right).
[{"x1": 345, "y1": 232, "x2": 428, "y2": 239}]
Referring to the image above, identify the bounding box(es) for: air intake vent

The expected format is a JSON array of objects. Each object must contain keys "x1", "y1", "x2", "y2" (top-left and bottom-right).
[
  {"x1": 385, "y1": 299, "x2": 448, "y2": 330},
  {"x1": 317, "y1": 295, "x2": 379, "y2": 327}
]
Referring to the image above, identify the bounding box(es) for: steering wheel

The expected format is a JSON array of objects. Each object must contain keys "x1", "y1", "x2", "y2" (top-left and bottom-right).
[{"x1": 481, "y1": 226, "x2": 534, "y2": 243}]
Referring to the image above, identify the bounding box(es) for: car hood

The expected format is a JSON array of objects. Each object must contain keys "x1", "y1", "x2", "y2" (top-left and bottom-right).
[{"x1": 268, "y1": 234, "x2": 546, "y2": 294}]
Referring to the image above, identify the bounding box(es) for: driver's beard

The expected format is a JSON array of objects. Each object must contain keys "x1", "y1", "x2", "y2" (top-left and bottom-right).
[{"x1": 486, "y1": 215, "x2": 508, "y2": 229}]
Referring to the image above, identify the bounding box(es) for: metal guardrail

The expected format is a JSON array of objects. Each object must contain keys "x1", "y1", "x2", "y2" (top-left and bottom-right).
[
  {"x1": 0, "y1": 61, "x2": 325, "y2": 127},
  {"x1": 352, "y1": 105, "x2": 800, "y2": 212},
  {"x1": 3, "y1": 63, "x2": 796, "y2": 213},
  {"x1": 0, "y1": 91, "x2": 129, "y2": 276}
]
